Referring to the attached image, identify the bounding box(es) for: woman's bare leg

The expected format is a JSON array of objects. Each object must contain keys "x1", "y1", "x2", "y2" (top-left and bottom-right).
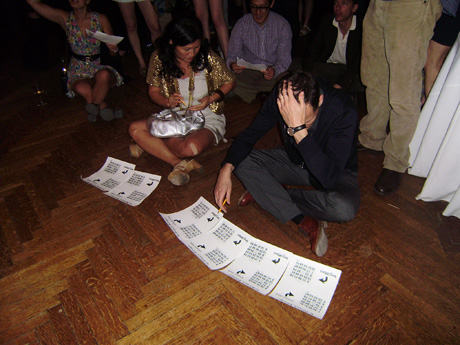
[
  {"x1": 166, "y1": 129, "x2": 215, "y2": 158},
  {"x1": 129, "y1": 120, "x2": 183, "y2": 166},
  {"x1": 72, "y1": 79, "x2": 93, "y2": 103},
  {"x1": 91, "y1": 69, "x2": 116, "y2": 109},
  {"x1": 300, "y1": 0, "x2": 313, "y2": 29},
  {"x1": 129, "y1": 119, "x2": 215, "y2": 166},
  {"x1": 193, "y1": 0, "x2": 211, "y2": 41},
  {"x1": 137, "y1": 0, "x2": 161, "y2": 47},
  {"x1": 118, "y1": 2, "x2": 146, "y2": 69},
  {"x1": 209, "y1": 0, "x2": 229, "y2": 57}
]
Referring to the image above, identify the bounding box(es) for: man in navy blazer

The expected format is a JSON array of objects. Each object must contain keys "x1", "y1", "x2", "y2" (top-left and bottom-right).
[{"x1": 303, "y1": 0, "x2": 363, "y2": 92}]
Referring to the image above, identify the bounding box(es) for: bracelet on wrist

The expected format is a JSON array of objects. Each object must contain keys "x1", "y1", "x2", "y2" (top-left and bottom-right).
[{"x1": 212, "y1": 89, "x2": 225, "y2": 102}]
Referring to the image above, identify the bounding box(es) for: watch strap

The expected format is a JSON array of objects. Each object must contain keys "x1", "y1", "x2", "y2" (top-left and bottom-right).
[{"x1": 287, "y1": 124, "x2": 307, "y2": 136}]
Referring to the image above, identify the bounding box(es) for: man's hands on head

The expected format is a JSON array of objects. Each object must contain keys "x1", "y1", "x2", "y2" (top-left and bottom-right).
[
  {"x1": 277, "y1": 82, "x2": 307, "y2": 128},
  {"x1": 277, "y1": 81, "x2": 318, "y2": 142},
  {"x1": 214, "y1": 163, "x2": 234, "y2": 213}
]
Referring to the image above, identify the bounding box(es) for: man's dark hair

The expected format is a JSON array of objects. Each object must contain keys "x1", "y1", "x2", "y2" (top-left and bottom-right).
[
  {"x1": 277, "y1": 70, "x2": 321, "y2": 110},
  {"x1": 334, "y1": 0, "x2": 359, "y2": 5},
  {"x1": 247, "y1": 0, "x2": 274, "y2": 7}
]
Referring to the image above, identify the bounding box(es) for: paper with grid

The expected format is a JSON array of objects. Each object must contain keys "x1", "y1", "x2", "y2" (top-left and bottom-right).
[
  {"x1": 82, "y1": 157, "x2": 161, "y2": 206},
  {"x1": 160, "y1": 197, "x2": 342, "y2": 319}
]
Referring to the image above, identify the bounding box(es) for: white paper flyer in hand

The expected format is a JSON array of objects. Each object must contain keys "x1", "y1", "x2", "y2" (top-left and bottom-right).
[
  {"x1": 106, "y1": 171, "x2": 161, "y2": 206},
  {"x1": 82, "y1": 157, "x2": 135, "y2": 192},
  {"x1": 237, "y1": 57, "x2": 267, "y2": 72},
  {"x1": 160, "y1": 197, "x2": 223, "y2": 242},
  {"x1": 86, "y1": 30, "x2": 124, "y2": 45},
  {"x1": 221, "y1": 238, "x2": 292, "y2": 295},
  {"x1": 187, "y1": 218, "x2": 253, "y2": 270},
  {"x1": 269, "y1": 254, "x2": 342, "y2": 319}
]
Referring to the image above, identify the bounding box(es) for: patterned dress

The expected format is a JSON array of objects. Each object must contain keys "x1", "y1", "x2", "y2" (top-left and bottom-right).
[{"x1": 65, "y1": 11, "x2": 123, "y2": 98}]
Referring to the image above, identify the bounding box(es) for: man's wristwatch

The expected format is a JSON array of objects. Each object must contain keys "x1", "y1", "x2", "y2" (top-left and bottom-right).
[{"x1": 287, "y1": 124, "x2": 307, "y2": 136}]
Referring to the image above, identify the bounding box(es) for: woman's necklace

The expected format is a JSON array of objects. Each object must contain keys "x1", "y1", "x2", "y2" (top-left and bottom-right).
[
  {"x1": 179, "y1": 64, "x2": 195, "y2": 110},
  {"x1": 187, "y1": 70, "x2": 195, "y2": 108}
]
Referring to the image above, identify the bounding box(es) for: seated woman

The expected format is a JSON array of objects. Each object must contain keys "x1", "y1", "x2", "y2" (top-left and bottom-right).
[
  {"x1": 129, "y1": 16, "x2": 236, "y2": 186},
  {"x1": 27, "y1": 0, "x2": 124, "y2": 122}
]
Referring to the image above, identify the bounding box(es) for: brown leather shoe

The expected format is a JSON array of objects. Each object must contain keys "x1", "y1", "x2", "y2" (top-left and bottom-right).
[
  {"x1": 374, "y1": 168, "x2": 403, "y2": 195},
  {"x1": 238, "y1": 190, "x2": 255, "y2": 206},
  {"x1": 298, "y1": 217, "x2": 328, "y2": 257}
]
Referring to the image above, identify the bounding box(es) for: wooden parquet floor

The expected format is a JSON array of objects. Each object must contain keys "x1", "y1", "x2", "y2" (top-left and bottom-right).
[{"x1": 1, "y1": 41, "x2": 460, "y2": 345}]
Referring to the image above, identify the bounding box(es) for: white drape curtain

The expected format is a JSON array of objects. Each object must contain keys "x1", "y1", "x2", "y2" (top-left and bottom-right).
[{"x1": 409, "y1": 33, "x2": 460, "y2": 219}]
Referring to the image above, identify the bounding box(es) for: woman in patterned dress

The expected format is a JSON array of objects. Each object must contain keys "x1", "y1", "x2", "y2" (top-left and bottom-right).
[
  {"x1": 128, "y1": 17, "x2": 236, "y2": 186},
  {"x1": 27, "y1": 0, "x2": 124, "y2": 122}
]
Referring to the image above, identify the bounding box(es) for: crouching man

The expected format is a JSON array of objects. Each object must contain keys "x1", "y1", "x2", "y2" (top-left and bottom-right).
[{"x1": 214, "y1": 71, "x2": 360, "y2": 256}]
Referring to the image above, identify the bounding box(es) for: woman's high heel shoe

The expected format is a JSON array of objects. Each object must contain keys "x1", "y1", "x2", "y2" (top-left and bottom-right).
[
  {"x1": 167, "y1": 159, "x2": 204, "y2": 186},
  {"x1": 182, "y1": 159, "x2": 204, "y2": 174}
]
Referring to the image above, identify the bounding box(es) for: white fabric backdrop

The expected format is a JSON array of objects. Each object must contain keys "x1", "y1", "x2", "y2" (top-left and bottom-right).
[{"x1": 409, "y1": 33, "x2": 460, "y2": 219}]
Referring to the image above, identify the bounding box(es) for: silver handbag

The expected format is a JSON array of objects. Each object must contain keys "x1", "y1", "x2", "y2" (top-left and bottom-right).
[{"x1": 147, "y1": 108, "x2": 205, "y2": 138}]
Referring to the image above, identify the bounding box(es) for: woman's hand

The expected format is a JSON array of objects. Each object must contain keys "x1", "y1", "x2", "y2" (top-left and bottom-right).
[
  {"x1": 106, "y1": 43, "x2": 119, "y2": 55},
  {"x1": 26, "y1": 0, "x2": 68, "y2": 29},
  {"x1": 148, "y1": 86, "x2": 184, "y2": 109},
  {"x1": 168, "y1": 93, "x2": 185, "y2": 108},
  {"x1": 188, "y1": 95, "x2": 212, "y2": 111}
]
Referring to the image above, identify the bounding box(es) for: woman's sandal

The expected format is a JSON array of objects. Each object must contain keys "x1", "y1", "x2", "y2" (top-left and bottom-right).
[
  {"x1": 129, "y1": 144, "x2": 144, "y2": 158},
  {"x1": 299, "y1": 24, "x2": 311, "y2": 37},
  {"x1": 100, "y1": 108, "x2": 123, "y2": 121},
  {"x1": 100, "y1": 107, "x2": 115, "y2": 121},
  {"x1": 85, "y1": 103, "x2": 99, "y2": 122},
  {"x1": 167, "y1": 159, "x2": 204, "y2": 186},
  {"x1": 114, "y1": 109, "x2": 124, "y2": 119}
]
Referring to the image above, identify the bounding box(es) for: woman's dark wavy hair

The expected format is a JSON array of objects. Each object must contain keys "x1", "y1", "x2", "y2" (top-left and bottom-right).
[
  {"x1": 277, "y1": 70, "x2": 321, "y2": 110},
  {"x1": 157, "y1": 16, "x2": 211, "y2": 79}
]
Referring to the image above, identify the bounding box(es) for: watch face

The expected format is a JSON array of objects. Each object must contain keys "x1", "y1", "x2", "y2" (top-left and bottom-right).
[{"x1": 287, "y1": 125, "x2": 306, "y2": 136}]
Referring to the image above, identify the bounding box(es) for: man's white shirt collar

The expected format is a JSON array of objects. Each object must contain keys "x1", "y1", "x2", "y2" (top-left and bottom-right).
[{"x1": 332, "y1": 15, "x2": 357, "y2": 31}]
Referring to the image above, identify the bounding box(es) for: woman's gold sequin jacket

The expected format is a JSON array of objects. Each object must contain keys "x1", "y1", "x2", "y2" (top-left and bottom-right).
[{"x1": 146, "y1": 50, "x2": 235, "y2": 115}]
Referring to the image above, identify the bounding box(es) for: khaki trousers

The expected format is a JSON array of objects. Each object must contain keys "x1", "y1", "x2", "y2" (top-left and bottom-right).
[
  {"x1": 359, "y1": 0, "x2": 441, "y2": 172},
  {"x1": 234, "y1": 69, "x2": 287, "y2": 103}
]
